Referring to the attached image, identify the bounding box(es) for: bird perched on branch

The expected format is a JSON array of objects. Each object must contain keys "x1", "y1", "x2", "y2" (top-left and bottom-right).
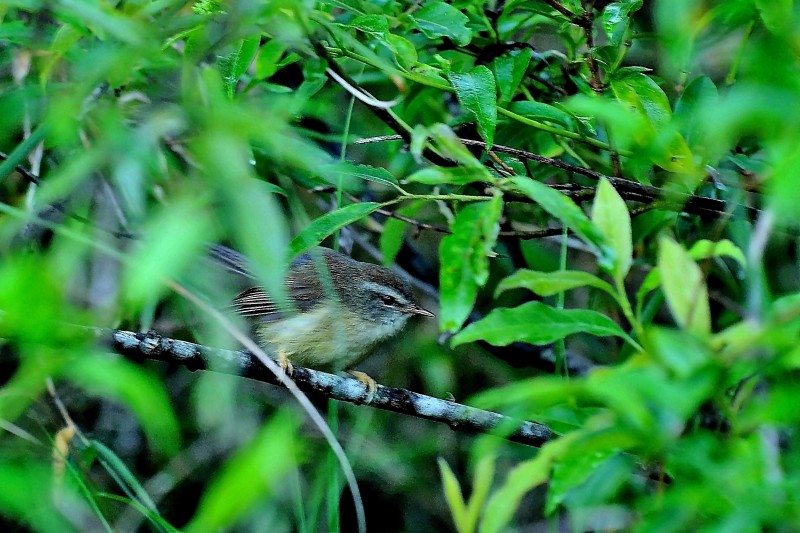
[{"x1": 209, "y1": 245, "x2": 434, "y2": 399}]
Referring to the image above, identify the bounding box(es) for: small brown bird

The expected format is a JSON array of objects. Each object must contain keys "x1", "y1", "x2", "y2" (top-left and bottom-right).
[{"x1": 210, "y1": 245, "x2": 434, "y2": 395}]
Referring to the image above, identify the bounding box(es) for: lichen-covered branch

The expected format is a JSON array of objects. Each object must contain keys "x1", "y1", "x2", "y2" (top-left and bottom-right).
[{"x1": 105, "y1": 330, "x2": 555, "y2": 448}]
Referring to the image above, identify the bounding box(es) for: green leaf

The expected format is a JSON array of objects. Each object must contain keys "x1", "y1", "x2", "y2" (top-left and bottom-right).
[
  {"x1": 412, "y1": 1, "x2": 472, "y2": 46},
  {"x1": 226, "y1": 177, "x2": 291, "y2": 313},
  {"x1": 321, "y1": 162, "x2": 398, "y2": 187},
  {"x1": 609, "y1": 71, "x2": 697, "y2": 173},
  {"x1": 674, "y1": 76, "x2": 718, "y2": 152},
  {"x1": 387, "y1": 33, "x2": 418, "y2": 70},
  {"x1": 289, "y1": 202, "x2": 381, "y2": 257},
  {"x1": 467, "y1": 454, "x2": 495, "y2": 532},
  {"x1": 379, "y1": 200, "x2": 425, "y2": 266},
  {"x1": 89, "y1": 439, "x2": 169, "y2": 529},
  {"x1": 96, "y1": 493, "x2": 181, "y2": 533},
  {"x1": 508, "y1": 101, "x2": 576, "y2": 129},
  {"x1": 40, "y1": 24, "x2": 83, "y2": 85},
  {"x1": 756, "y1": 0, "x2": 792, "y2": 35},
  {"x1": 0, "y1": 460, "x2": 77, "y2": 533},
  {"x1": 0, "y1": 123, "x2": 47, "y2": 182},
  {"x1": 610, "y1": 70, "x2": 671, "y2": 126},
  {"x1": 406, "y1": 166, "x2": 494, "y2": 185},
  {"x1": 492, "y1": 48, "x2": 532, "y2": 103},
  {"x1": 437, "y1": 453, "x2": 495, "y2": 533},
  {"x1": 601, "y1": 1, "x2": 642, "y2": 47},
  {"x1": 255, "y1": 40, "x2": 286, "y2": 79},
  {"x1": 448, "y1": 66, "x2": 497, "y2": 149},
  {"x1": 651, "y1": 129, "x2": 696, "y2": 174},
  {"x1": 470, "y1": 376, "x2": 582, "y2": 413},
  {"x1": 496, "y1": 269, "x2": 615, "y2": 298},
  {"x1": 689, "y1": 238, "x2": 746, "y2": 267},
  {"x1": 64, "y1": 354, "x2": 181, "y2": 457},
  {"x1": 440, "y1": 197, "x2": 503, "y2": 332},
  {"x1": 565, "y1": 95, "x2": 648, "y2": 153},
  {"x1": 657, "y1": 236, "x2": 711, "y2": 335},
  {"x1": 346, "y1": 14, "x2": 389, "y2": 35},
  {"x1": 219, "y1": 36, "x2": 259, "y2": 98},
  {"x1": 546, "y1": 447, "x2": 618, "y2": 515},
  {"x1": 638, "y1": 239, "x2": 742, "y2": 322},
  {"x1": 123, "y1": 200, "x2": 213, "y2": 309},
  {"x1": 452, "y1": 301, "x2": 632, "y2": 347},
  {"x1": 427, "y1": 123, "x2": 490, "y2": 171},
  {"x1": 0, "y1": 20, "x2": 32, "y2": 44},
  {"x1": 646, "y1": 327, "x2": 712, "y2": 378},
  {"x1": 438, "y1": 459, "x2": 470, "y2": 533},
  {"x1": 592, "y1": 178, "x2": 632, "y2": 282},
  {"x1": 480, "y1": 435, "x2": 577, "y2": 533},
  {"x1": 186, "y1": 412, "x2": 303, "y2": 532},
  {"x1": 509, "y1": 176, "x2": 612, "y2": 269}
]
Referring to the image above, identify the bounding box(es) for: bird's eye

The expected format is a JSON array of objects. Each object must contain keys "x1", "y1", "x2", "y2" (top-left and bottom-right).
[{"x1": 378, "y1": 293, "x2": 396, "y2": 306}]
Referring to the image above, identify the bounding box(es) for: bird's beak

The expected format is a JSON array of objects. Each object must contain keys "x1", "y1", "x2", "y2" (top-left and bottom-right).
[{"x1": 406, "y1": 305, "x2": 435, "y2": 318}]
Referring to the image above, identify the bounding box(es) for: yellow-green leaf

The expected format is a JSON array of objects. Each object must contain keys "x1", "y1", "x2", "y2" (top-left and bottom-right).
[
  {"x1": 592, "y1": 178, "x2": 632, "y2": 282},
  {"x1": 657, "y1": 236, "x2": 711, "y2": 335}
]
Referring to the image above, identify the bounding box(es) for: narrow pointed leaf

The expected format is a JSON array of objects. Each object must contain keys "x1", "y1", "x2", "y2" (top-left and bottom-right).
[
  {"x1": 440, "y1": 197, "x2": 503, "y2": 332},
  {"x1": 593, "y1": 178, "x2": 632, "y2": 282},
  {"x1": 496, "y1": 269, "x2": 616, "y2": 298},
  {"x1": 510, "y1": 176, "x2": 612, "y2": 269},
  {"x1": 657, "y1": 236, "x2": 711, "y2": 335},
  {"x1": 289, "y1": 202, "x2": 381, "y2": 257},
  {"x1": 452, "y1": 301, "x2": 632, "y2": 347},
  {"x1": 438, "y1": 459, "x2": 469, "y2": 533},
  {"x1": 448, "y1": 66, "x2": 497, "y2": 149}
]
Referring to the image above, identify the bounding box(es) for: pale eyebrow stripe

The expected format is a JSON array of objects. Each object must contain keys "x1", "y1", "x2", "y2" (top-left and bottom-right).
[{"x1": 360, "y1": 281, "x2": 408, "y2": 303}]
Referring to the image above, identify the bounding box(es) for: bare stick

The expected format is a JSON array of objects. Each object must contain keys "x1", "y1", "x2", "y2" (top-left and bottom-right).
[{"x1": 105, "y1": 329, "x2": 555, "y2": 448}]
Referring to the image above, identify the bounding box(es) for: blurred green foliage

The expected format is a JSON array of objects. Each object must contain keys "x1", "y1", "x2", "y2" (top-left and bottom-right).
[{"x1": 2, "y1": 0, "x2": 800, "y2": 531}]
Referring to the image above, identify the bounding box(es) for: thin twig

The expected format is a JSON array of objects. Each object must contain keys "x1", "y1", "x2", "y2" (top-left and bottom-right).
[
  {"x1": 106, "y1": 329, "x2": 556, "y2": 448},
  {"x1": 0, "y1": 150, "x2": 42, "y2": 184},
  {"x1": 343, "y1": 189, "x2": 567, "y2": 240},
  {"x1": 488, "y1": 150, "x2": 515, "y2": 174},
  {"x1": 542, "y1": 0, "x2": 579, "y2": 20},
  {"x1": 356, "y1": 135, "x2": 760, "y2": 220},
  {"x1": 309, "y1": 31, "x2": 454, "y2": 168},
  {"x1": 499, "y1": 227, "x2": 566, "y2": 238},
  {"x1": 374, "y1": 206, "x2": 451, "y2": 234},
  {"x1": 580, "y1": 2, "x2": 603, "y2": 93}
]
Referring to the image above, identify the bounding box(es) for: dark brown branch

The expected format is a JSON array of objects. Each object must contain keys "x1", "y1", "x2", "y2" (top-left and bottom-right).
[
  {"x1": 0, "y1": 150, "x2": 42, "y2": 185},
  {"x1": 356, "y1": 135, "x2": 760, "y2": 220},
  {"x1": 542, "y1": 0, "x2": 580, "y2": 21},
  {"x1": 375, "y1": 206, "x2": 451, "y2": 234},
  {"x1": 105, "y1": 329, "x2": 555, "y2": 448},
  {"x1": 499, "y1": 227, "x2": 567, "y2": 238},
  {"x1": 341, "y1": 189, "x2": 568, "y2": 240},
  {"x1": 580, "y1": 3, "x2": 603, "y2": 93}
]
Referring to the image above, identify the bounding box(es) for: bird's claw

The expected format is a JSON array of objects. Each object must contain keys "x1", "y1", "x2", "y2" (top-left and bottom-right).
[
  {"x1": 348, "y1": 370, "x2": 377, "y2": 404},
  {"x1": 277, "y1": 351, "x2": 294, "y2": 377}
]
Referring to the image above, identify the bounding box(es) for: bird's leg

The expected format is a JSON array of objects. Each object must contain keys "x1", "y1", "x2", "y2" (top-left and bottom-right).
[
  {"x1": 347, "y1": 370, "x2": 377, "y2": 404},
  {"x1": 276, "y1": 350, "x2": 294, "y2": 376}
]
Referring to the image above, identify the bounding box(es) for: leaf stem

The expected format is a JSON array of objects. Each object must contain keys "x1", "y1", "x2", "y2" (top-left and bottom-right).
[
  {"x1": 725, "y1": 18, "x2": 755, "y2": 86},
  {"x1": 555, "y1": 226, "x2": 569, "y2": 378},
  {"x1": 615, "y1": 279, "x2": 645, "y2": 340}
]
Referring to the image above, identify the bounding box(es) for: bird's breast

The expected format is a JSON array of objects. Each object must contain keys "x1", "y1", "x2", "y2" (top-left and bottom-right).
[{"x1": 256, "y1": 306, "x2": 404, "y2": 371}]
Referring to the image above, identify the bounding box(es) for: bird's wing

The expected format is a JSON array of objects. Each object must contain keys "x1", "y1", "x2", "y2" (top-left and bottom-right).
[
  {"x1": 222, "y1": 246, "x2": 337, "y2": 320},
  {"x1": 231, "y1": 286, "x2": 279, "y2": 318},
  {"x1": 231, "y1": 271, "x2": 326, "y2": 321},
  {"x1": 208, "y1": 244, "x2": 256, "y2": 279}
]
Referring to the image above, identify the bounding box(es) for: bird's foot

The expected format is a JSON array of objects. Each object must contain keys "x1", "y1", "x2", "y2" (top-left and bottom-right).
[
  {"x1": 276, "y1": 351, "x2": 294, "y2": 377},
  {"x1": 347, "y1": 370, "x2": 377, "y2": 405}
]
